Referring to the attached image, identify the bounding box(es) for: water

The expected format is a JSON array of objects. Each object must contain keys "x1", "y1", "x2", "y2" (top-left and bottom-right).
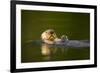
[
  {"x1": 21, "y1": 42, "x2": 90, "y2": 63},
  {"x1": 21, "y1": 10, "x2": 90, "y2": 63}
]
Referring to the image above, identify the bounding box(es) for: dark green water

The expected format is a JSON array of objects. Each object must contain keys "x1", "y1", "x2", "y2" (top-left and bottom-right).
[{"x1": 21, "y1": 10, "x2": 90, "y2": 63}]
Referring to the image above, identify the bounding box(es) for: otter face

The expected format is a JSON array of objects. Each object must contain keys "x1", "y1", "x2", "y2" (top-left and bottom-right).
[{"x1": 41, "y1": 29, "x2": 57, "y2": 43}]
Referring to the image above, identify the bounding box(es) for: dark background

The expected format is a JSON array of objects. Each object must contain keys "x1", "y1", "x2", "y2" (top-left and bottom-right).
[{"x1": 21, "y1": 10, "x2": 90, "y2": 63}]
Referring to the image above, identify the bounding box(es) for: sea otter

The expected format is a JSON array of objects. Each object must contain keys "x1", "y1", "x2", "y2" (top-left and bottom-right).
[{"x1": 41, "y1": 29, "x2": 68, "y2": 44}]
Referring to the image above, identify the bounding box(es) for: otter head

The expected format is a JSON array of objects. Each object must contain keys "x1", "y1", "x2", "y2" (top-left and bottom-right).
[{"x1": 41, "y1": 29, "x2": 57, "y2": 43}]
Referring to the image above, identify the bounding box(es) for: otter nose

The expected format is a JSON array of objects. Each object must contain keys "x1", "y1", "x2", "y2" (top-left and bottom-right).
[{"x1": 50, "y1": 31, "x2": 54, "y2": 34}]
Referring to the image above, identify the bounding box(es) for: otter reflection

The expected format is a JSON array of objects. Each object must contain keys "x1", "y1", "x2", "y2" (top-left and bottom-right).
[{"x1": 41, "y1": 43, "x2": 66, "y2": 60}]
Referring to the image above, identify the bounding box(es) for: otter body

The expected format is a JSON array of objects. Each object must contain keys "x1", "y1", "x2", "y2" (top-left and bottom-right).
[{"x1": 41, "y1": 29, "x2": 68, "y2": 44}]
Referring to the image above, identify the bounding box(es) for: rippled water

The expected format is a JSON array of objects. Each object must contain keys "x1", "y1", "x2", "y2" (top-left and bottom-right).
[{"x1": 21, "y1": 42, "x2": 90, "y2": 63}]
